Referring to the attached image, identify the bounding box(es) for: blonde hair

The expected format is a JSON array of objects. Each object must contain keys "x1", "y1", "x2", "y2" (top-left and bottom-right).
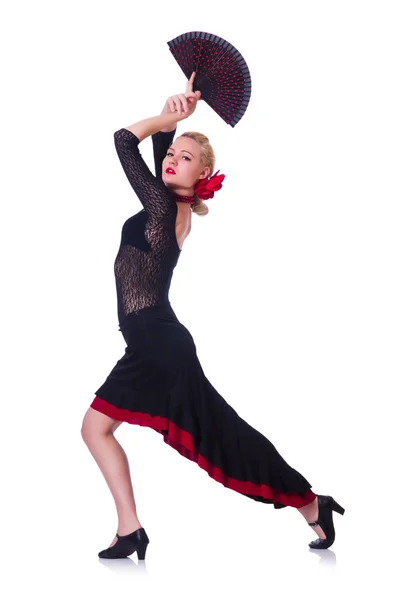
[{"x1": 179, "y1": 131, "x2": 216, "y2": 216}]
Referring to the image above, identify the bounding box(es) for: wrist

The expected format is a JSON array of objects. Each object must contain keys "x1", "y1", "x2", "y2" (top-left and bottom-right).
[
  {"x1": 159, "y1": 123, "x2": 177, "y2": 132},
  {"x1": 160, "y1": 110, "x2": 184, "y2": 131}
]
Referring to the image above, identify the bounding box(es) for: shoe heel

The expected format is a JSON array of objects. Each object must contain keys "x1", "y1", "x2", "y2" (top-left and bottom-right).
[
  {"x1": 137, "y1": 542, "x2": 148, "y2": 560},
  {"x1": 332, "y1": 499, "x2": 345, "y2": 515}
]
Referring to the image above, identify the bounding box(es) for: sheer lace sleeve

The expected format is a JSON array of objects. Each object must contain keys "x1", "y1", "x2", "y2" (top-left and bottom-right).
[
  {"x1": 114, "y1": 128, "x2": 175, "y2": 225},
  {"x1": 151, "y1": 129, "x2": 177, "y2": 179}
]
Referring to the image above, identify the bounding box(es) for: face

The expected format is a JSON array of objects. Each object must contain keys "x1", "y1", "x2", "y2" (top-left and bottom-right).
[{"x1": 162, "y1": 136, "x2": 210, "y2": 194}]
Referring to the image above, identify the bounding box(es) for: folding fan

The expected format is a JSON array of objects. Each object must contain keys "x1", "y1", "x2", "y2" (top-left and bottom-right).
[{"x1": 167, "y1": 31, "x2": 252, "y2": 127}]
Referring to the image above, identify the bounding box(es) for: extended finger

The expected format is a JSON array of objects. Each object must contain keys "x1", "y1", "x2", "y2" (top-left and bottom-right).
[
  {"x1": 185, "y1": 89, "x2": 198, "y2": 99},
  {"x1": 185, "y1": 71, "x2": 196, "y2": 93}
]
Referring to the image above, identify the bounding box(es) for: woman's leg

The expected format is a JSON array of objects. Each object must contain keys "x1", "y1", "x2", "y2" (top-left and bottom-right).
[
  {"x1": 81, "y1": 406, "x2": 325, "y2": 542},
  {"x1": 81, "y1": 406, "x2": 143, "y2": 547},
  {"x1": 297, "y1": 496, "x2": 326, "y2": 540}
]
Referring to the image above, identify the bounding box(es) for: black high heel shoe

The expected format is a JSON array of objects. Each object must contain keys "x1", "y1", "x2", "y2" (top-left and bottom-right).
[
  {"x1": 307, "y1": 494, "x2": 345, "y2": 549},
  {"x1": 98, "y1": 527, "x2": 150, "y2": 559}
]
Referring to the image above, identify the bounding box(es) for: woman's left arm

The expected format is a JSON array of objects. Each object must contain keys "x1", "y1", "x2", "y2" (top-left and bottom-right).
[{"x1": 152, "y1": 129, "x2": 176, "y2": 179}]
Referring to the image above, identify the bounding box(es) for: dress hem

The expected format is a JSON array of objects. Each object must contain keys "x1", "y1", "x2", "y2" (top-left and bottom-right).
[{"x1": 90, "y1": 395, "x2": 317, "y2": 510}]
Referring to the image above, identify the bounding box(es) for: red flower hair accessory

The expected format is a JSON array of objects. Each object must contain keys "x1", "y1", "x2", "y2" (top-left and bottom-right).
[{"x1": 193, "y1": 170, "x2": 225, "y2": 200}]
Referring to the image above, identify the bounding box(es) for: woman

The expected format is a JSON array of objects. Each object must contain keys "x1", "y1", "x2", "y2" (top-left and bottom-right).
[{"x1": 81, "y1": 72, "x2": 345, "y2": 560}]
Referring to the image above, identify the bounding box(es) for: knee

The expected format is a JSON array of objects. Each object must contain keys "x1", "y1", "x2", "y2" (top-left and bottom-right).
[
  {"x1": 81, "y1": 408, "x2": 95, "y2": 442},
  {"x1": 80, "y1": 419, "x2": 90, "y2": 443},
  {"x1": 80, "y1": 406, "x2": 122, "y2": 441}
]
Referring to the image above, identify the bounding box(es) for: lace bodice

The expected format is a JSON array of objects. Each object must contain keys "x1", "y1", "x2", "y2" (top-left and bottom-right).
[{"x1": 112, "y1": 128, "x2": 181, "y2": 326}]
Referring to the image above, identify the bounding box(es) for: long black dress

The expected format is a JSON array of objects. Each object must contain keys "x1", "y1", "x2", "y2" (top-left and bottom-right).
[{"x1": 90, "y1": 127, "x2": 316, "y2": 509}]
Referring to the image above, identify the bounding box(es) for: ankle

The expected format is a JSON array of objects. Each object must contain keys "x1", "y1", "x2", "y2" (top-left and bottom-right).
[
  {"x1": 117, "y1": 515, "x2": 142, "y2": 532},
  {"x1": 297, "y1": 496, "x2": 318, "y2": 520}
]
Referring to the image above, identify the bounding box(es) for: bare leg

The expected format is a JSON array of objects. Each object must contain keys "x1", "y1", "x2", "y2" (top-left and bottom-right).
[
  {"x1": 297, "y1": 496, "x2": 326, "y2": 540},
  {"x1": 81, "y1": 407, "x2": 143, "y2": 548}
]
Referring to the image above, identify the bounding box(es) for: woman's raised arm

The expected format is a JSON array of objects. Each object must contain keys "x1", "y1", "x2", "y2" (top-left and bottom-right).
[
  {"x1": 124, "y1": 72, "x2": 200, "y2": 142},
  {"x1": 113, "y1": 128, "x2": 175, "y2": 222},
  {"x1": 124, "y1": 112, "x2": 182, "y2": 143},
  {"x1": 113, "y1": 74, "x2": 201, "y2": 220},
  {"x1": 152, "y1": 129, "x2": 176, "y2": 179}
]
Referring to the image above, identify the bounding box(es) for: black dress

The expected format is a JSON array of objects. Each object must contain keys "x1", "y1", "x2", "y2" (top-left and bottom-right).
[{"x1": 91, "y1": 127, "x2": 316, "y2": 510}]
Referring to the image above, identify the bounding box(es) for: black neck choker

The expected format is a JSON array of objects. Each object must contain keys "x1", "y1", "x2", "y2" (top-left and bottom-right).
[{"x1": 172, "y1": 192, "x2": 195, "y2": 204}]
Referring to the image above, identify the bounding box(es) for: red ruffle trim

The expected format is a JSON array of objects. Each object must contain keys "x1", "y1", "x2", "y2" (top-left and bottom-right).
[{"x1": 90, "y1": 396, "x2": 317, "y2": 509}]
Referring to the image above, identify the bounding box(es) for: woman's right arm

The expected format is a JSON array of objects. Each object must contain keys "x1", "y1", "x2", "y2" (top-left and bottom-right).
[
  {"x1": 114, "y1": 74, "x2": 200, "y2": 219},
  {"x1": 123, "y1": 112, "x2": 185, "y2": 144},
  {"x1": 114, "y1": 127, "x2": 177, "y2": 223},
  {"x1": 113, "y1": 105, "x2": 191, "y2": 219}
]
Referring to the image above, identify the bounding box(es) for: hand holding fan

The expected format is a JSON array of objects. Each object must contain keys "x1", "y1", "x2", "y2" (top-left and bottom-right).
[{"x1": 167, "y1": 31, "x2": 252, "y2": 127}]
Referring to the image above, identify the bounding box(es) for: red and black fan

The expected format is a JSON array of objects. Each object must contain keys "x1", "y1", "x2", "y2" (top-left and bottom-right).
[{"x1": 167, "y1": 31, "x2": 252, "y2": 127}]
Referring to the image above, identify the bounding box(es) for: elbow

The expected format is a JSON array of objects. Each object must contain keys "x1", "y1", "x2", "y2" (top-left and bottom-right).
[{"x1": 114, "y1": 128, "x2": 140, "y2": 148}]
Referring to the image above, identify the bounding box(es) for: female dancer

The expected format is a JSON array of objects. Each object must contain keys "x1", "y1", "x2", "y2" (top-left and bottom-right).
[{"x1": 81, "y1": 72, "x2": 345, "y2": 560}]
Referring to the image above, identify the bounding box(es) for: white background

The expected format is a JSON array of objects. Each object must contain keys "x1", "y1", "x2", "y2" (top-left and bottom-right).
[{"x1": 1, "y1": 0, "x2": 396, "y2": 597}]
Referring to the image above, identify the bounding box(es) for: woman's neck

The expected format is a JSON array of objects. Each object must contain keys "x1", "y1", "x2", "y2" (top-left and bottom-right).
[{"x1": 172, "y1": 190, "x2": 195, "y2": 204}]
